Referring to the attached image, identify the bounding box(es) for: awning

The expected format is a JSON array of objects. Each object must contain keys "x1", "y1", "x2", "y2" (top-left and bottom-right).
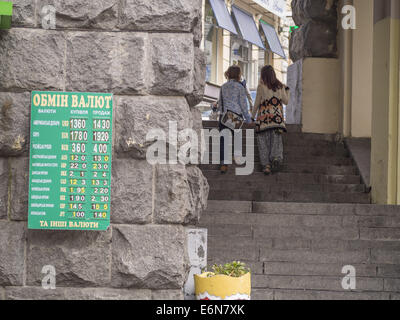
[
  {"x1": 231, "y1": 5, "x2": 265, "y2": 50},
  {"x1": 260, "y1": 21, "x2": 286, "y2": 59},
  {"x1": 209, "y1": 0, "x2": 238, "y2": 35},
  {"x1": 0, "y1": 1, "x2": 13, "y2": 30}
]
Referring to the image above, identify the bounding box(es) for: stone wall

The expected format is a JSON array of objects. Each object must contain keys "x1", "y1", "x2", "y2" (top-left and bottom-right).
[
  {"x1": 290, "y1": 0, "x2": 339, "y2": 61},
  {"x1": 0, "y1": 0, "x2": 209, "y2": 300}
]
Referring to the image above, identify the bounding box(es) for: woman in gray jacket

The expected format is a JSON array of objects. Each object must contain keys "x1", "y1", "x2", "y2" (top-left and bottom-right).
[{"x1": 217, "y1": 65, "x2": 251, "y2": 174}]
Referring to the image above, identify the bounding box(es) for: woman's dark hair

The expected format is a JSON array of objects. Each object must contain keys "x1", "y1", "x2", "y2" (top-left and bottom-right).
[
  {"x1": 226, "y1": 65, "x2": 242, "y2": 82},
  {"x1": 260, "y1": 65, "x2": 284, "y2": 91}
]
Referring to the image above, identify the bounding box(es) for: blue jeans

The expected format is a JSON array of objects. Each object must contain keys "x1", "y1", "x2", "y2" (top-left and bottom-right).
[{"x1": 219, "y1": 121, "x2": 234, "y2": 165}]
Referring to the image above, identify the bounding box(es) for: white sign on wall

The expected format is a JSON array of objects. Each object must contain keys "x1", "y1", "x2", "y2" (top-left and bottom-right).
[{"x1": 252, "y1": 0, "x2": 287, "y2": 18}]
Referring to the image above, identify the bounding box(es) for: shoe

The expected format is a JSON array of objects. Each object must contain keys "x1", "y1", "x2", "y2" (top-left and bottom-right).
[
  {"x1": 220, "y1": 165, "x2": 228, "y2": 174},
  {"x1": 263, "y1": 165, "x2": 272, "y2": 175},
  {"x1": 271, "y1": 159, "x2": 281, "y2": 173}
]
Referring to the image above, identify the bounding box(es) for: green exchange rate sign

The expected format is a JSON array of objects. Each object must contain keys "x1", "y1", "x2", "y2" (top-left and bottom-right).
[{"x1": 28, "y1": 91, "x2": 113, "y2": 231}]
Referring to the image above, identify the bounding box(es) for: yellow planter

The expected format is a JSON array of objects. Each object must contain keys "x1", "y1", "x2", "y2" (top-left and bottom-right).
[{"x1": 194, "y1": 272, "x2": 251, "y2": 300}]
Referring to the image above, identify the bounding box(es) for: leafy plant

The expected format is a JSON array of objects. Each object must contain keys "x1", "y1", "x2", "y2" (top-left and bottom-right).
[{"x1": 203, "y1": 261, "x2": 250, "y2": 278}]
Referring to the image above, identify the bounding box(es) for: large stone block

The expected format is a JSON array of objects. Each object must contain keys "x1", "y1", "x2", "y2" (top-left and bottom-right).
[
  {"x1": 290, "y1": 20, "x2": 337, "y2": 62},
  {"x1": 26, "y1": 229, "x2": 112, "y2": 287},
  {"x1": 292, "y1": 0, "x2": 338, "y2": 26},
  {"x1": 0, "y1": 158, "x2": 8, "y2": 219},
  {"x1": 115, "y1": 96, "x2": 191, "y2": 159},
  {"x1": 11, "y1": 0, "x2": 36, "y2": 27},
  {"x1": 66, "y1": 32, "x2": 148, "y2": 94},
  {"x1": 119, "y1": 0, "x2": 200, "y2": 32},
  {"x1": 111, "y1": 159, "x2": 153, "y2": 224},
  {"x1": 154, "y1": 165, "x2": 208, "y2": 225},
  {"x1": 150, "y1": 33, "x2": 194, "y2": 96},
  {"x1": 111, "y1": 224, "x2": 189, "y2": 289},
  {"x1": 191, "y1": 0, "x2": 203, "y2": 48},
  {"x1": 154, "y1": 164, "x2": 191, "y2": 224},
  {"x1": 5, "y1": 286, "x2": 152, "y2": 300},
  {"x1": 0, "y1": 221, "x2": 26, "y2": 286},
  {"x1": 0, "y1": 29, "x2": 65, "y2": 91},
  {"x1": 185, "y1": 166, "x2": 209, "y2": 225},
  {"x1": 186, "y1": 48, "x2": 206, "y2": 108},
  {"x1": 37, "y1": 0, "x2": 119, "y2": 29},
  {"x1": 189, "y1": 108, "x2": 206, "y2": 163},
  {"x1": 0, "y1": 93, "x2": 31, "y2": 156},
  {"x1": 9, "y1": 157, "x2": 29, "y2": 221}
]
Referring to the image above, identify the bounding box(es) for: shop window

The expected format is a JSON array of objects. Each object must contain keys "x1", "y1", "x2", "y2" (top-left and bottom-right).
[
  {"x1": 204, "y1": 0, "x2": 219, "y2": 84},
  {"x1": 230, "y1": 34, "x2": 256, "y2": 90}
]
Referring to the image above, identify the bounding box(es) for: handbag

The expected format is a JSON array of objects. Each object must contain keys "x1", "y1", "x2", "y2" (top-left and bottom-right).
[{"x1": 219, "y1": 87, "x2": 245, "y2": 130}]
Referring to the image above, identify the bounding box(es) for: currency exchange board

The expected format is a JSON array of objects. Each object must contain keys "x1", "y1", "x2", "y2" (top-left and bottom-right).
[{"x1": 28, "y1": 91, "x2": 113, "y2": 231}]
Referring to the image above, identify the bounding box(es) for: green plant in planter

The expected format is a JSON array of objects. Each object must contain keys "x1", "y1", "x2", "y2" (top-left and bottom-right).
[
  {"x1": 196, "y1": 261, "x2": 252, "y2": 300},
  {"x1": 204, "y1": 261, "x2": 251, "y2": 278}
]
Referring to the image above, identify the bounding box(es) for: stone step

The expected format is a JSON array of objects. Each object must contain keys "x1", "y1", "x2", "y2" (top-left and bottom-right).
[
  {"x1": 207, "y1": 145, "x2": 349, "y2": 158},
  {"x1": 208, "y1": 182, "x2": 366, "y2": 193},
  {"x1": 203, "y1": 126, "x2": 337, "y2": 144},
  {"x1": 203, "y1": 172, "x2": 362, "y2": 185},
  {"x1": 207, "y1": 244, "x2": 372, "y2": 264},
  {"x1": 208, "y1": 190, "x2": 371, "y2": 203},
  {"x1": 205, "y1": 200, "x2": 253, "y2": 213},
  {"x1": 203, "y1": 154, "x2": 353, "y2": 166},
  {"x1": 206, "y1": 235, "x2": 400, "y2": 251},
  {"x1": 201, "y1": 163, "x2": 357, "y2": 175},
  {"x1": 251, "y1": 275, "x2": 385, "y2": 292},
  {"x1": 205, "y1": 135, "x2": 340, "y2": 148},
  {"x1": 203, "y1": 122, "x2": 303, "y2": 132},
  {"x1": 281, "y1": 164, "x2": 357, "y2": 175},
  {"x1": 251, "y1": 202, "x2": 400, "y2": 216},
  {"x1": 282, "y1": 132, "x2": 338, "y2": 142},
  {"x1": 205, "y1": 223, "x2": 400, "y2": 242},
  {"x1": 258, "y1": 290, "x2": 392, "y2": 301},
  {"x1": 204, "y1": 224, "x2": 360, "y2": 240},
  {"x1": 204, "y1": 201, "x2": 400, "y2": 217},
  {"x1": 203, "y1": 156, "x2": 353, "y2": 169},
  {"x1": 207, "y1": 137, "x2": 345, "y2": 146},
  {"x1": 201, "y1": 212, "x2": 368, "y2": 228}
]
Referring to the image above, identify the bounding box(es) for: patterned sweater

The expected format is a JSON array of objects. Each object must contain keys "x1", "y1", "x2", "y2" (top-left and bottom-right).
[{"x1": 251, "y1": 83, "x2": 290, "y2": 131}]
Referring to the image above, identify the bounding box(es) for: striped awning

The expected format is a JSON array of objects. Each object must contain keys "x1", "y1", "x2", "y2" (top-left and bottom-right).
[
  {"x1": 209, "y1": 0, "x2": 238, "y2": 35},
  {"x1": 260, "y1": 20, "x2": 286, "y2": 58},
  {"x1": 231, "y1": 5, "x2": 265, "y2": 50}
]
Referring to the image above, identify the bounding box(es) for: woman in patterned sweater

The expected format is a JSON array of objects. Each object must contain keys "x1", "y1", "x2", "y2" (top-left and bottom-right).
[{"x1": 251, "y1": 65, "x2": 290, "y2": 175}]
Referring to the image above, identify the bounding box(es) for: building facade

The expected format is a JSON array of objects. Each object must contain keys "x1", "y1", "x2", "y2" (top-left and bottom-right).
[
  {"x1": 201, "y1": 0, "x2": 290, "y2": 104},
  {"x1": 288, "y1": 0, "x2": 400, "y2": 205}
]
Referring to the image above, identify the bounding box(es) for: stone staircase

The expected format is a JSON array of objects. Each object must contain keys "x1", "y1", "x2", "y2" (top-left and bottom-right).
[{"x1": 199, "y1": 121, "x2": 400, "y2": 300}]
